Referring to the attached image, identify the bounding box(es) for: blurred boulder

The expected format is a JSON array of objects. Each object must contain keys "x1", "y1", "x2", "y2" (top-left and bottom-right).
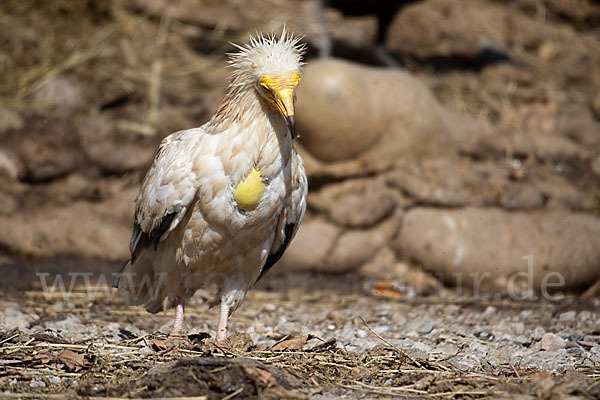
[
  {"x1": 555, "y1": 104, "x2": 600, "y2": 149},
  {"x1": 296, "y1": 58, "x2": 458, "y2": 163},
  {"x1": 30, "y1": 76, "x2": 84, "y2": 113},
  {"x1": 0, "y1": 148, "x2": 24, "y2": 181},
  {"x1": 384, "y1": 158, "x2": 593, "y2": 211},
  {"x1": 592, "y1": 155, "x2": 600, "y2": 177},
  {"x1": 79, "y1": 115, "x2": 156, "y2": 174},
  {"x1": 0, "y1": 187, "x2": 135, "y2": 261},
  {"x1": 0, "y1": 107, "x2": 24, "y2": 133},
  {"x1": 283, "y1": 218, "x2": 341, "y2": 271},
  {"x1": 308, "y1": 177, "x2": 401, "y2": 228},
  {"x1": 396, "y1": 207, "x2": 600, "y2": 293},
  {"x1": 592, "y1": 92, "x2": 600, "y2": 119},
  {"x1": 0, "y1": 191, "x2": 18, "y2": 216},
  {"x1": 283, "y1": 213, "x2": 399, "y2": 274},
  {"x1": 327, "y1": 216, "x2": 399, "y2": 273},
  {"x1": 15, "y1": 121, "x2": 83, "y2": 182}
]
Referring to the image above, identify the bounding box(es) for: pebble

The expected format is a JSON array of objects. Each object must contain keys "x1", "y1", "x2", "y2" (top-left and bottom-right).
[
  {"x1": 29, "y1": 378, "x2": 46, "y2": 388},
  {"x1": 514, "y1": 335, "x2": 531, "y2": 345},
  {"x1": 484, "y1": 306, "x2": 497, "y2": 314},
  {"x1": 558, "y1": 311, "x2": 577, "y2": 322},
  {"x1": 356, "y1": 329, "x2": 368, "y2": 338},
  {"x1": 48, "y1": 376, "x2": 62, "y2": 385},
  {"x1": 541, "y1": 332, "x2": 567, "y2": 351},
  {"x1": 532, "y1": 326, "x2": 546, "y2": 341}
]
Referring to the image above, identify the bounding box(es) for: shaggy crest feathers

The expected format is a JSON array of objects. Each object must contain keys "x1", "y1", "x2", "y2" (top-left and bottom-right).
[
  {"x1": 208, "y1": 28, "x2": 305, "y2": 130},
  {"x1": 227, "y1": 28, "x2": 305, "y2": 81}
]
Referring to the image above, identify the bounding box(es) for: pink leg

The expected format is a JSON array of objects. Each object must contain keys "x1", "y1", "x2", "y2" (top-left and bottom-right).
[
  {"x1": 169, "y1": 296, "x2": 186, "y2": 338},
  {"x1": 216, "y1": 302, "x2": 230, "y2": 345}
]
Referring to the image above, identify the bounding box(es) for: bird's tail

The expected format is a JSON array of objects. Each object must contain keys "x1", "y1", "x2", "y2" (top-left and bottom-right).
[{"x1": 114, "y1": 256, "x2": 164, "y2": 314}]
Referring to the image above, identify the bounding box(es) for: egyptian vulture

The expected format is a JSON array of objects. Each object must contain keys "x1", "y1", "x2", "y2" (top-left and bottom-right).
[{"x1": 114, "y1": 30, "x2": 307, "y2": 344}]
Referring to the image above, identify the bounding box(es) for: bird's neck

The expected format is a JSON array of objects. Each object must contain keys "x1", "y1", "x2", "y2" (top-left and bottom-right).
[
  {"x1": 208, "y1": 77, "x2": 294, "y2": 185},
  {"x1": 207, "y1": 78, "x2": 291, "y2": 150}
]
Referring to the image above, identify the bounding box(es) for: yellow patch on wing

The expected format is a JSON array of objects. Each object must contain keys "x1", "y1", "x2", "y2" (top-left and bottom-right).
[{"x1": 234, "y1": 168, "x2": 265, "y2": 210}]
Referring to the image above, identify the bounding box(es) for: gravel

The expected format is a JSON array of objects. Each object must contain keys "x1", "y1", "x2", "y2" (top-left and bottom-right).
[{"x1": 2, "y1": 280, "x2": 599, "y2": 376}]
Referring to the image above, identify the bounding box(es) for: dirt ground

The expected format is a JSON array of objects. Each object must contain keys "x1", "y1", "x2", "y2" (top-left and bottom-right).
[
  {"x1": 1, "y1": 0, "x2": 600, "y2": 398},
  {"x1": 1, "y1": 273, "x2": 600, "y2": 398}
]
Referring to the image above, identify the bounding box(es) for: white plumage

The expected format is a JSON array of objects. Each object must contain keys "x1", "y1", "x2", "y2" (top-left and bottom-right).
[{"x1": 115, "y1": 30, "x2": 307, "y2": 344}]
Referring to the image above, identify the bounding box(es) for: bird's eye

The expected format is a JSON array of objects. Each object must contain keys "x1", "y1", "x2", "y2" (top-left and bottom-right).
[{"x1": 260, "y1": 83, "x2": 270, "y2": 92}]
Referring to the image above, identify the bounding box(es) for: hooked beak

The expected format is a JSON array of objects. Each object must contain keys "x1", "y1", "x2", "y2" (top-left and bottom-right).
[
  {"x1": 260, "y1": 72, "x2": 301, "y2": 140},
  {"x1": 285, "y1": 115, "x2": 296, "y2": 139},
  {"x1": 275, "y1": 87, "x2": 296, "y2": 139}
]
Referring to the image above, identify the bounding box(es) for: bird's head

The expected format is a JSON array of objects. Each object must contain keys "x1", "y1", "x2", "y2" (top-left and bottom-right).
[{"x1": 228, "y1": 28, "x2": 304, "y2": 139}]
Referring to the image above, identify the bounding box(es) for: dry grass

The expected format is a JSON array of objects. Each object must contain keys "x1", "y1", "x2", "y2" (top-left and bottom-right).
[{"x1": 0, "y1": 0, "x2": 224, "y2": 134}]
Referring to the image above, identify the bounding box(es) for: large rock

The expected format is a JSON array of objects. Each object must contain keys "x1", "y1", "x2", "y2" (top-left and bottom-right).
[
  {"x1": 282, "y1": 219, "x2": 341, "y2": 271},
  {"x1": 0, "y1": 188, "x2": 135, "y2": 261},
  {"x1": 327, "y1": 216, "x2": 399, "y2": 273},
  {"x1": 295, "y1": 59, "x2": 458, "y2": 163},
  {"x1": 283, "y1": 215, "x2": 399, "y2": 273},
  {"x1": 396, "y1": 207, "x2": 600, "y2": 294},
  {"x1": 0, "y1": 148, "x2": 24, "y2": 181},
  {"x1": 0, "y1": 106, "x2": 24, "y2": 133},
  {"x1": 308, "y1": 177, "x2": 401, "y2": 228},
  {"x1": 384, "y1": 158, "x2": 593, "y2": 211},
  {"x1": 6, "y1": 117, "x2": 84, "y2": 182},
  {"x1": 79, "y1": 116, "x2": 156, "y2": 174}
]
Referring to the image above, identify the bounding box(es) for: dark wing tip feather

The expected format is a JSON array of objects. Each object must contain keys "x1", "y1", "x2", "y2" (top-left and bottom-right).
[
  {"x1": 130, "y1": 212, "x2": 177, "y2": 264},
  {"x1": 256, "y1": 222, "x2": 296, "y2": 283},
  {"x1": 113, "y1": 259, "x2": 130, "y2": 288}
]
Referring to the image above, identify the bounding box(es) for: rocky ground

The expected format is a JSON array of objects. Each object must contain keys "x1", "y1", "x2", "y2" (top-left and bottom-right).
[
  {"x1": 1, "y1": 0, "x2": 600, "y2": 398},
  {"x1": 1, "y1": 274, "x2": 600, "y2": 398}
]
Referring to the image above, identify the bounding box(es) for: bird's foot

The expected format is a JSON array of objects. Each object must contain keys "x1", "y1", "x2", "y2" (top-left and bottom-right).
[
  {"x1": 215, "y1": 336, "x2": 229, "y2": 348},
  {"x1": 166, "y1": 331, "x2": 193, "y2": 349}
]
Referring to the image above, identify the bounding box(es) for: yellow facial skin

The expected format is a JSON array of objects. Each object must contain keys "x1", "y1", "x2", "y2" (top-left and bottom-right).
[
  {"x1": 259, "y1": 71, "x2": 300, "y2": 119},
  {"x1": 234, "y1": 167, "x2": 265, "y2": 210}
]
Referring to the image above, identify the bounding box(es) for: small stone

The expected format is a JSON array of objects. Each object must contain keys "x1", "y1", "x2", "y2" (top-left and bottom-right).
[
  {"x1": 514, "y1": 335, "x2": 531, "y2": 345},
  {"x1": 406, "y1": 317, "x2": 436, "y2": 334},
  {"x1": 579, "y1": 311, "x2": 591, "y2": 321},
  {"x1": 541, "y1": 332, "x2": 567, "y2": 351},
  {"x1": 559, "y1": 311, "x2": 576, "y2": 321},
  {"x1": 532, "y1": 326, "x2": 546, "y2": 341},
  {"x1": 484, "y1": 306, "x2": 497, "y2": 315},
  {"x1": 48, "y1": 376, "x2": 62, "y2": 385},
  {"x1": 476, "y1": 328, "x2": 494, "y2": 341},
  {"x1": 512, "y1": 322, "x2": 525, "y2": 335},
  {"x1": 29, "y1": 378, "x2": 46, "y2": 388}
]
